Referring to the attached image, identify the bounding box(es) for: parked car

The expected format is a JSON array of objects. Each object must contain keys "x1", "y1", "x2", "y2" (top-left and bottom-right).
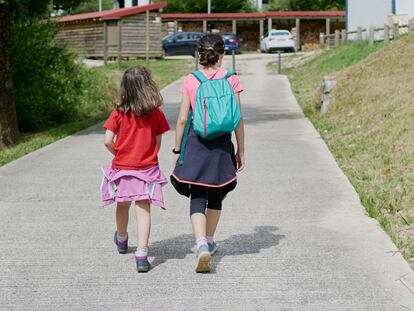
[
  {"x1": 260, "y1": 30, "x2": 296, "y2": 53},
  {"x1": 162, "y1": 32, "x2": 205, "y2": 57},
  {"x1": 221, "y1": 33, "x2": 241, "y2": 54}
]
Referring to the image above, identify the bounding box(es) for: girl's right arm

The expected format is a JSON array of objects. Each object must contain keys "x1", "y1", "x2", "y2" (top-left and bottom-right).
[
  {"x1": 104, "y1": 129, "x2": 116, "y2": 155},
  {"x1": 174, "y1": 94, "x2": 191, "y2": 164}
]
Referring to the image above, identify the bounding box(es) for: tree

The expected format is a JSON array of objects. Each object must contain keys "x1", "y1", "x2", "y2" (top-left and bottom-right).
[
  {"x1": 154, "y1": 0, "x2": 256, "y2": 13},
  {"x1": 268, "y1": 0, "x2": 345, "y2": 11},
  {"x1": 0, "y1": 0, "x2": 51, "y2": 148},
  {"x1": 0, "y1": 1, "x2": 19, "y2": 148}
]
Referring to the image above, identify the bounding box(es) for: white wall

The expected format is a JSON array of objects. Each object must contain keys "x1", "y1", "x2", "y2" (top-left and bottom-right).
[
  {"x1": 396, "y1": 0, "x2": 414, "y2": 19},
  {"x1": 138, "y1": 0, "x2": 151, "y2": 6},
  {"x1": 347, "y1": 0, "x2": 392, "y2": 32}
]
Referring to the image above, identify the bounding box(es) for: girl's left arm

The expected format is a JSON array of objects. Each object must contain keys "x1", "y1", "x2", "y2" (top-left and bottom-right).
[
  {"x1": 174, "y1": 94, "x2": 191, "y2": 164},
  {"x1": 104, "y1": 129, "x2": 116, "y2": 155},
  {"x1": 156, "y1": 135, "x2": 162, "y2": 151}
]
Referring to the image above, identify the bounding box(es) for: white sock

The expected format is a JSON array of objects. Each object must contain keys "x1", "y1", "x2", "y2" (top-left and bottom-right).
[
  {"x1": 135, "y1": 247, "x2": 148, "y2": 259},
  {"x1": 116, "y1": 232, "x2": 128, "y2": 242},
  {"x1": 196, "y1": 237, "x2": 208, "y2": 250},
  {"x1": 206, "y1": 236, "x2": 214, "y2": 244}
]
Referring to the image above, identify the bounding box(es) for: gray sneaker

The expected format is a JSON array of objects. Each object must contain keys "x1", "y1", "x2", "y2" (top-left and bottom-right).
[
  {"x1": 195, "y1": 245, "x2": 211, "y2": 273},
  {"x1": 208, "y1": 242, "x2": 218, "y2": 256}
]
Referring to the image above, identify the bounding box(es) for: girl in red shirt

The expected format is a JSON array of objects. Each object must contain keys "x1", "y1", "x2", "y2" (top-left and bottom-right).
[{"x1": 101, "y1": 66, "x2": 170, "y2": 273}]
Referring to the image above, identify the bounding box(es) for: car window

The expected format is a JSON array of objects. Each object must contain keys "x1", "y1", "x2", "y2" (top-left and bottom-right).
[
  {"x1": 175, "y1": 34, "x2": 189, "y2": 41},
  {"x1": 189, "y1": 33, "x2": 202, "y2": 40},
  {"x1": 162, "y1": 33, "x2": 174, "y2": 40},
  {"x1": 263, "y1": 32, "x2": 268, "y2": 38},
  {"x1": 271, "y1": 32, "x2": 290, "y2": 36}
]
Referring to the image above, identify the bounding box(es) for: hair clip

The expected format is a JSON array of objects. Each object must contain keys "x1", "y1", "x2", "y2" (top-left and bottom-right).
[{"x1": 207, "y1": 47, "x2": 214, "y2": 51}]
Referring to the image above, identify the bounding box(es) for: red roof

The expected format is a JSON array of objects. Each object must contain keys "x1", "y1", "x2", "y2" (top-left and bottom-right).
[
  {"x1": 162, "y1": 11, "x2": 346, "y2": 20},
  {"x1": 55, "y1": 2, "x2": 167, "y2": 23}
]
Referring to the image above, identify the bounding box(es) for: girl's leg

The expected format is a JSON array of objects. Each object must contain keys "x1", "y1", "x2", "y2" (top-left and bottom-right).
[
  {"x1": 190, "y1": 185, "x2": 211, "y2": 272},
  {"x1": 135, "y1": 200, "x2": 151, "y2": 248},
  {"x1": 206, "y1": 209, "x2": 221, "y2": 237},
  {"x1": 116, "y1": 201, "x2": 131, "y2": 236},
  {"x1": 206, "y1": 188, "x2": 223, "y2": 248},
  {"x1": 135, "y1": 200, "x2": 151, "y2": 272},
  {"x1": 190, "y1": 185, "x2": 208, "y2": 239}
]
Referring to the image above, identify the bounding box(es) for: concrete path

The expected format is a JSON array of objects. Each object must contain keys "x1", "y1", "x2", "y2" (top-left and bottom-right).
[{"x1": 1, "y1": 58, "x2": 414, "y2": 310}]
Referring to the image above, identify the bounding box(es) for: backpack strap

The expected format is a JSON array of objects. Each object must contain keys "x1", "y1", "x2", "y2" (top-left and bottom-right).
[
  {"x1": 224, "y1": 71, "x2": 237, "y2": 79},
  {"x1": 192, "y1": 70, "x2": 208, "y2": 83}
]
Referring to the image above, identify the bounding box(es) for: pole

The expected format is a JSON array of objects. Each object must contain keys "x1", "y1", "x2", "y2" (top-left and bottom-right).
[
  {"x1": 341, "y1": 29, "x2": 347, "y2": 45},
  {"x1": 104, "y1": 21, "x2": 108, "y2": 65},
  {"x1": 195, "y1": 50, "x2": 199, "y2": 71},
  {"x1": 295, "y1": 18, "x2": 300, "y2": 51},
  {"x1": 207, "y1": 0, "x2": 211, "y2": 14},
  {"x1": 99, "y1": 0, "x2": 102, "y2": 12},
  {"x1": 278, "y1": 51, "x2": 281, "y2": 74},
  {"x1": 146, "y1": 10, "x2": 150, "y2": 67},
  {"x1": 118, "y1": 19, "x2": 122, "y2": 69},
  {"x1": 232, "y1": 50, "x2": 236, "y2": 72}
]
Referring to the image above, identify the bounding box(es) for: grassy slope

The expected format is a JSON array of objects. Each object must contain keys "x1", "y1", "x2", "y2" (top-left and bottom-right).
[
  {"x1": 286, "y1": 34, "x2": 414, "y2": 264},
  {"x1": 0, "y1": 59, "x2": 193, "y2": 167}
]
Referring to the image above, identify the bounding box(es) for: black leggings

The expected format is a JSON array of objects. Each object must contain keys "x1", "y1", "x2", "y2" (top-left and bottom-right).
[{"x1": 190, "y1": 185, "x2": 223, "y2": 216}]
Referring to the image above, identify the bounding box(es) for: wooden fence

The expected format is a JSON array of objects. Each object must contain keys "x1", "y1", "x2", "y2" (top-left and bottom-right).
[{"x1": 320, "y1": 20, "x2": 414, "y2": 49}]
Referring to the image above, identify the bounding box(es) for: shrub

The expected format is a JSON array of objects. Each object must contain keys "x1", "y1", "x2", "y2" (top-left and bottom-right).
[{"x1": 11, "y1": 19, "x2": 115, "y2": 132}]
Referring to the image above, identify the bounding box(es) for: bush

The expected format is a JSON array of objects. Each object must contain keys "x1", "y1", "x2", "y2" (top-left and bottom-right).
[{"x1": 11, "y1": 19, "x2": 115, "y2": 132}]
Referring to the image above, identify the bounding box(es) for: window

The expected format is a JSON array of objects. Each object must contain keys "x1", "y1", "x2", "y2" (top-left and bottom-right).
[{"x1": 175, "y1": 33, "x2": 188, "y2": 41}]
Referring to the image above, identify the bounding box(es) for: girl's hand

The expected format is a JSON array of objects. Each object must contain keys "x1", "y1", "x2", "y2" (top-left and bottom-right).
[
  {"x1": 173, "y1": 154, "x2": 180, "y2": 166},
  {"x1": 235, "y1": 151, "x2": 245, "y2": 172}
]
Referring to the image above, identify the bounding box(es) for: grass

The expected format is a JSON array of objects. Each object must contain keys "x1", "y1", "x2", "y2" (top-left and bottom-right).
[
  {"x1": 286, "y1": 34, "x2": 414, "y2": 265},
  {"x1": 0, "y1": 58, "x2": 193, "y2": 167}
]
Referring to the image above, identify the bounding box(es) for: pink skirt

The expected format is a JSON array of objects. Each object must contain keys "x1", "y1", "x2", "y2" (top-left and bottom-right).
[{"x1": 100, "y1": 165, "x2": 168, "y2": 209}]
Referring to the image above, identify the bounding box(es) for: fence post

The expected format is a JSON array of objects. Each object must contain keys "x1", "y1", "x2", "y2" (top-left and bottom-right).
[
  {"x1": 341, "y1": 29, "x2": 347, "y2": 44},
  {"x1": 409, "y1": 18, "x2": 414, "y2": 32},
  {"x1": 384, "y1": 24, "x2": 390, "y2": 43},
  {"x1": 232, "y1": 50, "x2": 236, "y2": 72},
  {"x1": 369, "y1": 26, "x2": 375, "y2": 46},
  {"x1": 393, "y1": 22, "x2": 400, "y2": 39},
  {"x1": 357, "y1": 27, "x2": 362, "y2": 41},
  {"x1": 320, "y1": 32, "x2": 325, "y2": 48},
  {"x1": 334, "y1": 30, "x2": 340, "y2": 47},
  {"x1": 277, "y1": 51, "x2": 282, "y2": 74}
]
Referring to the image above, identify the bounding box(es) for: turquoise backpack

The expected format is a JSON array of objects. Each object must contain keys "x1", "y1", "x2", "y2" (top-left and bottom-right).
[{"x1": 179, "y1": 70, "x2": 241, "y2": 165}]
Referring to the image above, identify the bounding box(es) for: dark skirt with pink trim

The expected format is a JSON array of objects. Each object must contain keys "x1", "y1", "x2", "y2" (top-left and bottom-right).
[{"x1": 171, "y1": 124, "x2": 237, "y2": 198}]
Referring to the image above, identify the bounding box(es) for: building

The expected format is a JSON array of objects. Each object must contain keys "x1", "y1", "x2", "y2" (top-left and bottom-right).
[
  {"x1": 54, "y1": 2, "x2": 166, "y2": 60},
  {"x1": 162, "y1": 11, "x2": 346, "y2": 50},
  {"x1": 347, "y1": 0, "x2": 414, "y2": 32}
]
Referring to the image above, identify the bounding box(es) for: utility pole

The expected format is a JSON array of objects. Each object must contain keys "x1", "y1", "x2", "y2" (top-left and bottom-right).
[{"x1": 207, "y1": 0, "x2": 211, "y2": 14}]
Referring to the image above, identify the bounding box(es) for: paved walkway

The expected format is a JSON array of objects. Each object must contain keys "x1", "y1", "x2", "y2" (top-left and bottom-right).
[{"x1": 1, "y1": 57, "x2": 414, "y2": 310}]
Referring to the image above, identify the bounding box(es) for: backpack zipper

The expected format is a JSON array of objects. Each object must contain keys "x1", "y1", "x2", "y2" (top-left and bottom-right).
[{"x1": 203, "y1": 97, "x2": 207, "y2": 138}]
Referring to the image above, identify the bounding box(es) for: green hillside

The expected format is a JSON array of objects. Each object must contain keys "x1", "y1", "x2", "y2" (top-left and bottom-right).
[{"x1": 287, "y1": 34, "x2": 414, "y2": 265}]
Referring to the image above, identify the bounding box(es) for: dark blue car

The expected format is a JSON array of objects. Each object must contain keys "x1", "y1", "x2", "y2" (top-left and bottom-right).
[
  {"x1": 221, "y1": 33, "x2": 241, "y2": 54},
  {"x1": 162, "y1": 32, "x2": 205, "y2": 57}
]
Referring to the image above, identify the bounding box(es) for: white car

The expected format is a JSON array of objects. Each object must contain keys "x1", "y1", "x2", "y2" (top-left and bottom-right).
[{"x1": 260, "y1": 30, "x2": 296, "y2": 53}]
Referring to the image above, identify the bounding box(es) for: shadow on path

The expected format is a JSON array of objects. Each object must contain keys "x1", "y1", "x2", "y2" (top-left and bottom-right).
[
  {"x1": 129, "y1": 226, "x2": 284, "y2": 271},
  {"x1": 211, "y1": 226, "x2": 285, "y2": 272}
]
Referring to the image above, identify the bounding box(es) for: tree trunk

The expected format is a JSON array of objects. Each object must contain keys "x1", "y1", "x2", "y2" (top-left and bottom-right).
[{"x1": 0, "y1": 1, "x2": 20, "y2": 149}]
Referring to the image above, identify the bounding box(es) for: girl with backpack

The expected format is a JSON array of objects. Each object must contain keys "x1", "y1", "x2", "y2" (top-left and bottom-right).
[
  {"x1": 101, "y1": 66, "x2": 170, "y2": 273},
  {"x1": 171, "y1": 34, "x2": 245, "y2": 273}
]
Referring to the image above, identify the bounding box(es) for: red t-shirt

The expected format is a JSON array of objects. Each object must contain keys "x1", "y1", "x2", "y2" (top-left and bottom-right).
[{"x1": 103, "y1": 108, "x2": 170, "y2": 170}]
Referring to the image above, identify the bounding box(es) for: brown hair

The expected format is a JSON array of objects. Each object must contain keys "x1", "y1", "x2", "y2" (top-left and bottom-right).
[
  {"x1": 197, "y1": 34, "x2": 225, "y2": 67},
  {"x1": 117, "y1": 66, "x2": 163, "y2": 116}
]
